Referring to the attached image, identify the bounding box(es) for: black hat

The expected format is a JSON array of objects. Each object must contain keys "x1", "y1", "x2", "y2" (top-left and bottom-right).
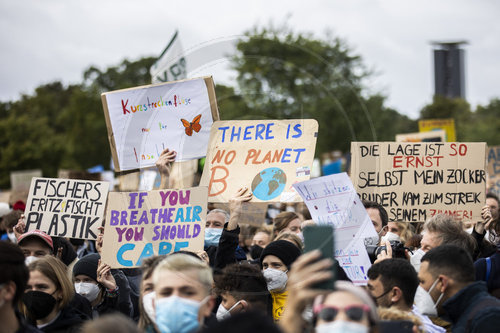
[
  {"x1": 73, "y1": 253, "x2": 100, "y2": 282},
  {"x1": 260, "y1": 240, "x2": 302, "y2": 269}
]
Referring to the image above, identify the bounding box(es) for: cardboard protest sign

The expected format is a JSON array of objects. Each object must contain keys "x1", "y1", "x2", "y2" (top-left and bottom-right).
[
  {"x1": 418, "y1": 119, "x2": 456, "y2": 142},
  {"x1": 212, "y1": 202, "x2": 268, "y2": 226},
  {"x1": 487, "y1": 146, "x2": 500, "y2": 198},
  {"x1": 24, "y1": 178, "x2": 110, "y2": 239},
  {"x1": 488, "y1": 176, "x2": 500, "y2": 198},
  {"x1": 10, "y1": 170, "x2": 42, "y2": 191},
  {"x1": 101, "y1": 76, "x2": 219, "y2": 172},
  {"x1": 395, "y1": 130, "x2": 446, "y2": 143},
  {"x1": 200, "y1": 119, "x2": 318, "y2": 203},
  {"x1": 101, "y1": 187, "x2": 207, "y2": 268},
  {"x1": 169, "y1": 160, "x2": 198, "y2": 189},
  {"x1": 350, "y1": 142, "x2": 487, "y2": 222},
  {"x1": 488, "y1": 146, "x2": 500, "y2": 178},
  {"x1": 293, "y1": 173, "x2": 377, "y2": 285}
]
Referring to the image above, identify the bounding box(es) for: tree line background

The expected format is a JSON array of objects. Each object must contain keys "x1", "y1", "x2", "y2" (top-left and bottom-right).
[{"x1": 1, "y1": 26, "x2": 499, "y2": 188}]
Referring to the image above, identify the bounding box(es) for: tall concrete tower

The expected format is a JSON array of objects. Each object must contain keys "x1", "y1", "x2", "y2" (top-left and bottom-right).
[{"x1": 431, "y1": 41, "x2": 468, "y2": 99}]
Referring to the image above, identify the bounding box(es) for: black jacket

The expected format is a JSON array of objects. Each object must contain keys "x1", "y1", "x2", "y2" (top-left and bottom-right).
[
  {"x1": 442, "y1": 281, "x2": 500, "y2": 333},
  {"x1": 34, "y1": 306, "x2": 88, "y2": 333},
  {"x1": 15, "y1": 310, "x2": 43, "y2": 333},
  {"x1": 94, "y1": 269, "x2": 133, "y2": 318}
]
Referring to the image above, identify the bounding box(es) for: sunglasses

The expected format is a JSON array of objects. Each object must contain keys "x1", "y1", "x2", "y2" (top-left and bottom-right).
[{"x1": 313, "y1": 304, "x2": 371, "y2": 322}]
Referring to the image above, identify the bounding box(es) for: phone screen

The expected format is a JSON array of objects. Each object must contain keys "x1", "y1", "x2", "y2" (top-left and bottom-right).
[{"x1": 303, "y1": 225, "x2": 336, "y2": 290}]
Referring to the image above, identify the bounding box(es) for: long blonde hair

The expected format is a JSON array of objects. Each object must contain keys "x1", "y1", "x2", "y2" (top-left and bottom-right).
[{"x1": 22, "y1": 256, "x2": 75, "y2": 316}]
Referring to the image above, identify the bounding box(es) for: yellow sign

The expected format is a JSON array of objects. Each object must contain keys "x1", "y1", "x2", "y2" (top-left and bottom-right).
[{"x1": 418, "y1": 119, "x2": 456, "y2": 142}]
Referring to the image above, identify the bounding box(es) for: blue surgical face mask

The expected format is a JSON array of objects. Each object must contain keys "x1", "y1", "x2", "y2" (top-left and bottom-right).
[
  {"x1": 204, "y1": 228, "x2": 223, "y2": 247},
  {"x1": 155, "y1": 295, "x2": 209, "y2": 333}
]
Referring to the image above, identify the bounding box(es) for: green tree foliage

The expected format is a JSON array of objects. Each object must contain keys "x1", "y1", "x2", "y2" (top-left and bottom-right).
[
  {"x1": 418, "y1": 96, "x2": 500, "y2": 145},
  {"x1": 419, "y1": 95, "x2": 472, "y2": 141},
  {"x1": 231, "y1": 26, "x2": 417, "y2": 154},
  {"x1": 467, "y1": 98, "x2": 500, "y2": 145},
  {"x1": 0, "y1": 58, "x2": 155, "y2": 188}
]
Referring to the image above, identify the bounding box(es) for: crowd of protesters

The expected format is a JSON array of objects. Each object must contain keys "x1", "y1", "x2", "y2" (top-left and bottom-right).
[{"x1": 1, "y1": 148, "x2": 500, "y2": 333}]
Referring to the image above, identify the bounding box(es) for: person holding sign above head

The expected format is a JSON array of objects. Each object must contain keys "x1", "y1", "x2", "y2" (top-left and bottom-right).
[
  {"x1": 152, "y1": 253, "x2": 216, "y2": 333},
  {"x1": 72, "y1": 253, "x2": 133, "y2": 318},
  {"x1": 203, "y1": 208, "x2": 229, "y2": 265},
  {"x1": 211, "y1": 187, "x2": 255, "y2": 272},
  {"x1": 204, "y1": 189, "x2": 251, "y2": 268},
  {"x1": 155, "y1": 148, "x2": 177, "y2": 189},
  {"x1": 21, "y1": 256, "x2": 88, "y2": 333}
]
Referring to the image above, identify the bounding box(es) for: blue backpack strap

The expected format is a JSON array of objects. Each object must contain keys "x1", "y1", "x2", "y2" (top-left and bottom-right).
[{"x1": 485, "y1": 257, "x2": 492, "y2": 282}]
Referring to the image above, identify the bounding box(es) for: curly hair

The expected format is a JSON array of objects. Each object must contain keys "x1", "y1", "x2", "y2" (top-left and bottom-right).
[{"x1": 214, "y1": 263, "x2": 269, "y2": 313}]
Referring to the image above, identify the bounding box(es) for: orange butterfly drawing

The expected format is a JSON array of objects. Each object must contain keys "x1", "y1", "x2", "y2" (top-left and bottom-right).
[{"x1": 181, "y1": 114, "x2": 202, "y2": 136}]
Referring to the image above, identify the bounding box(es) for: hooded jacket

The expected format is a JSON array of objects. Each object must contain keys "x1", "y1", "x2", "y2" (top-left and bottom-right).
[{"x1": 442, "y1": 281, "x2": 500, "y2": 333}]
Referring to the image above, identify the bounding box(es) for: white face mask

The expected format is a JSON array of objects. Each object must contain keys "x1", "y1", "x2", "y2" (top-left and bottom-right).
[
  {"x1": 216, "y1": 300, "x2": 243, "y2": 321},
  {"x1": 25, "y1": 256, "x2": 38, "y2": 266},
  {"x1": 381, "y1": 231, "x2": 400, "y2": 243},
  {"x1": 75, "y1": 282, "x2": 100, "y2": 302},
  {"x1": 410, "y1": 248, "x2": 426, "y2": 272},
  {"x1": 263, "y1": 268, "x2": 288, "y2": 292},
  {"x1": 143, "y1": 291, "x2": 156, "y2": 323},
  {"x1": 413, "y1": 279, "x2": 444, "y2": 316},
  {"x1": 316, "y1": 320, "x2": 369, "y2": 333}
]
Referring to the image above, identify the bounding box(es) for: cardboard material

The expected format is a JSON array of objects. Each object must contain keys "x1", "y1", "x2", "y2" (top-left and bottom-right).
[
  {"x1": 487, "y1": 146, "x2": 500, "y2": 178},
  {"x1": 293, "y1": 173, "x2": 377, "y2": 285},
  {"x1": 350, "y1": 142, "x2": 487, "y2": 222},
  {"x1": 487, "y1": 146, "x2": 500, "y2": 198},
  {"x1": 118, "y1": 172, "x2": 140, "y2": 192},
  {"x1": 101, "y1": 187, "x2": 208, "y2": 268},
  {"x1": 418, "y1": 119, "x2": 456, "y2": 142},
  {"x1": 212, "y1": 202, "x2": 267, "y2": 226},
  {"x1": 200, "y1": 119, "x2": 318, "y2": 203},
  {"x1": 101, "y1": 76, "x2": 219, "y2": 172},
  {"x1": 396, "y1": 130, "x2": 446, "y2": 142},
  {"x1": 24, "y1": 178, "x2": 110, "y2": 239},
  {"x1": 169, "y1": 160, "x2": 198, "y2": 189},
  {"x1": 10, "y1": 170, "x2": 42, "y2": 191}
]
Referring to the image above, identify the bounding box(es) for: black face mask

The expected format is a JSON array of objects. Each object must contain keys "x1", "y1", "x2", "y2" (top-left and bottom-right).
[
  {"x1": 22, "y1": 290, "x2": 57, "y2": 320},
  {"x1": 250, "y1": 245, "x2": 264, "y2": 260}
]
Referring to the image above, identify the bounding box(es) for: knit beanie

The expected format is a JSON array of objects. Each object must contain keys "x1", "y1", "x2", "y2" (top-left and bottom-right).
[
  {"x1": 260, "y1": 240, "x2": 302, "y2": 269},
  {"x1": 73, "y1": 253, "x2": 100, "y2": 282}
]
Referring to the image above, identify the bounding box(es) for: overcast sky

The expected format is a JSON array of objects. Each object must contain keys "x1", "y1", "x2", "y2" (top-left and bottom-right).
[{"x1": 1, "y1": 0, "x2": 499, "y2": 118}]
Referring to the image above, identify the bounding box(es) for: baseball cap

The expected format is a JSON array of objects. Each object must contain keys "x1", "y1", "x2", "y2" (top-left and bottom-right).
[{"x1": 17, "y1": 230, "x2": 54, "y2": 250}]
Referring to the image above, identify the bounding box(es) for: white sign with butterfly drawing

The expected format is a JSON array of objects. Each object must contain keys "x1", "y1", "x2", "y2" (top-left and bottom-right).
[
  {"x1": 101, "y1": 76, "x2": 219, "y2": 172},
  {"x1": 293, "y1": 172, "x2": 378, "y2": 285}
]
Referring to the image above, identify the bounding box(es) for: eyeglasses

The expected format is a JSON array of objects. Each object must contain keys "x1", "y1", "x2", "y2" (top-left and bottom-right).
[{"x1": 313, "y1": 304, "x2": 371, "y2": 322}]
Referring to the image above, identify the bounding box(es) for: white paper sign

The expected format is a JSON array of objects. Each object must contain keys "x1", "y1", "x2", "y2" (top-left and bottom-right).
[
  {"x1": 293, "y1": 173, "x2": 377, "y2": 285},
  {"x1": 102, "y1": 77, "x2": 218, "y2": 171}
]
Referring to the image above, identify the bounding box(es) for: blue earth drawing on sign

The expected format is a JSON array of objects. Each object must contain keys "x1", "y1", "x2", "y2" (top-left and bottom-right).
[{"x1": 251, "y1": 167, "x2": 287, "y2": 200}]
